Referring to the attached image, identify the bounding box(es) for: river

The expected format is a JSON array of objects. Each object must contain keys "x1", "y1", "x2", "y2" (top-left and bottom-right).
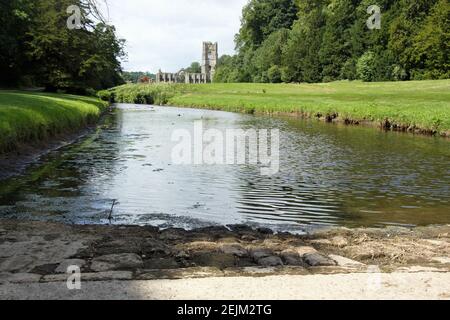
[{"x1": 0, "y1": 104, "x2": 449, "y2": 232}]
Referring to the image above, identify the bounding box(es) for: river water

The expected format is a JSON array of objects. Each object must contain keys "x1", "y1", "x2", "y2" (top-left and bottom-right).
[{"x1": 0, "y1": 104, "x2": 449, "y2": 232}]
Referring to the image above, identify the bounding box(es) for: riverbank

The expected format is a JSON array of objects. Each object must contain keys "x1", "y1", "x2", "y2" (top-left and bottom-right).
[
  {"x1": 0, "y1": 219, "x2": 448, "y2": 299},
  {"x1": 103, "y1": 80, "x2": 450, "y2": 137},
  {"x1": 0, "y1": 91, "x2": 108, "y2": 154}
]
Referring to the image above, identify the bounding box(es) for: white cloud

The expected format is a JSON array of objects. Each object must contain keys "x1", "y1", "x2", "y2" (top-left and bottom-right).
[{"x1": 105, "y1": 0, "x2": 248, "y2": 72}]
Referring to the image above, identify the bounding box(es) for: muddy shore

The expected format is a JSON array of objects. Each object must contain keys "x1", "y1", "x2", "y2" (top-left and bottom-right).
[
  {"x1": 0, "y1": 106, "x2": 112, "y2": 182},
  {"x1": 1, "y1": 220, "x2": 448, "y2": 286},
  {"x1": 0, "y1": 129, "x2": 97, "y2": 181}
]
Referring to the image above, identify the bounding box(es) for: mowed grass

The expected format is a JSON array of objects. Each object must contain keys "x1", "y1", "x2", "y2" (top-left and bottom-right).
[
  {"x1": 0, "y1": 91, "x2": 108, "y2": 153},
  {"x1": 167, "y1": 80, "x2": 450, "y2": 135},
  {"x1": 108, "y1": 80, "x2": 450, "y2": 136}
]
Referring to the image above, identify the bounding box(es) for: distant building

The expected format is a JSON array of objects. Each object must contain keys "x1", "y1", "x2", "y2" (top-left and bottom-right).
[{"x1": 156, "y1": 42, "x2": 218, "y2": 84}]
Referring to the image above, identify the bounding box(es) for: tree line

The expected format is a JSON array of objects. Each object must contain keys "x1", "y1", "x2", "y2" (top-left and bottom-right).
[
  {"x1": 0, "y1": 0, "x2": 125, "y2": 93},
  {"x1": 122, "y1": 72, "x2": 156, "y2": 83},
  {"x1": 214, "y1": 0, "x2": 449, "y2": 83}
]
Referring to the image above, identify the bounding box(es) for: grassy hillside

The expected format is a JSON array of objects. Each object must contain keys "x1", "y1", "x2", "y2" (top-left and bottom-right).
[
  {"x1": 105, "y1": 80, "x2": 450, "y2": 136},
  {"x1": 0, "y1": 91, "x2": 108, "y2": 153}
]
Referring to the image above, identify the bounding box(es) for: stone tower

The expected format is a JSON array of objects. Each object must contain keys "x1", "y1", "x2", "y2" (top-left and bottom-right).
[
  {"x1": 201, "y1": 42, "x2": 218, "y2": 79},
  {"x1": 157, "y1": 41, "x2": 218, "y2": 84}
]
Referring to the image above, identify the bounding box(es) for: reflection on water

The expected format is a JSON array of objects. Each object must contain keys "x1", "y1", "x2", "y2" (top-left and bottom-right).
[{"x1": 0, "y1": 104, "x2": 449, "y2": 232}]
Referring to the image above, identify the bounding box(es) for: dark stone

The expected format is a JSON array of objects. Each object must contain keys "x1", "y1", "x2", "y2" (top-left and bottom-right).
[
  {"x1": 141, "y1": 238, "x2": 171, "y2": 256},
  {"x1": 194, "y1": 226, "x2": 231, "y2": 235},
  {"x1": 249, "y1": 248, "x2": 272, "y2": 260},
  {"x1": 227, "y1": 224, "x2": 254, "y2": 233},
  {"x1": 282, "y1": 254, "x2": 305, "y2": 266},
  {"x1": 142, "y1": 226, "x2": 159, "y2": 233},
  {"x1": 303, "y1": 253, "x2": 337, "y2": 267},
  {"x1": 258, "y1": 256, "x2": 283, "y2": 267},
  {"x1": 257, "y1": 227, "x2": 274, "y2": 235},
  {"x1": 31, "y1": 264, "x2": 58, "y2": 275},
  {"x1": 235, "y1": 257, "x2": 259, "y2": 268},
  {"x1": 280, "y1": 250, "x2": 305, "y2": 266}
]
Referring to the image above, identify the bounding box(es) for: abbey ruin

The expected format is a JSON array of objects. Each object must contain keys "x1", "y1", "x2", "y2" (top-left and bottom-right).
[{"x1": 156, "y1": 42, "x2": 218, "y2": 84}]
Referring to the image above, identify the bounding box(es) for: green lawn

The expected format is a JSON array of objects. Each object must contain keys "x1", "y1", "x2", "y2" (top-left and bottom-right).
[
  {"x1": 0, "y1": 91, "x2": 108, "y2": 153},
  {"x1": 108, "y1": 80, "x2": 450, "y2": 136}
]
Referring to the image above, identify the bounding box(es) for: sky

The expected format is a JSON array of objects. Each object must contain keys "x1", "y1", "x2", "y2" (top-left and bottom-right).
[{"x1": 104, "y1": 0, "x2": 248, "y2": 73}]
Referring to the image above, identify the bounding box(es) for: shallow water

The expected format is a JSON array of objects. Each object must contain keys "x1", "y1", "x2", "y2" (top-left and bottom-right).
[{"x1": 0, "y1": 104, "x2": 449, "y2": 232}]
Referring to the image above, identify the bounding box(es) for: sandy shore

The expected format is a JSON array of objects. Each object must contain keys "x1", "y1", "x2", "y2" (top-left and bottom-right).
[
  {"x1": 0, "y1": 220, "x2": 449, "y2": 299},
  {"x1": 2, "y1": 272, "x2": 450, "y2": 300}
]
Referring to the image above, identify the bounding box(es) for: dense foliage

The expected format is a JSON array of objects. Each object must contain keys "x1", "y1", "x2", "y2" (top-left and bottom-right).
[
  {"x1": 184, "y1": 62, "x2": 202, "y2": 74},
  {"x1": 215, "y1": 0, "x2": 449, "y2": 83},
  {"x1": 121, "y1": 72, "x2": 156, "y2": 83},
  {"x1": 0, "y1": 0, "x2": 125, "y2": 93}
]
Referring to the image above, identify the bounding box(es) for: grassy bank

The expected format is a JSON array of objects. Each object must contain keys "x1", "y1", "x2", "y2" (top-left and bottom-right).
[
  {"x1": 0, "y1": 91, "x2": 108, "y2": 153},
  {"x1": 104, "y1": 80, "x2": 450, "y2": 136}
]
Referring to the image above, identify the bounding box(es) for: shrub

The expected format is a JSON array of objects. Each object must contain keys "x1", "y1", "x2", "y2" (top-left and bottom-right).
[
  {"x1": 97, "y1": 90, "x2": 115, "y2": 102},
  {"x1": 356, "y1": 52, "x2": 377, "y2": 82},
  {"x1": 267, "y1": 65, "x2": 282, "y2": 83}
]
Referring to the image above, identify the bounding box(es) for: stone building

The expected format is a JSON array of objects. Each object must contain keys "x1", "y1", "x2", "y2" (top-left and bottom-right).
[{"x1": 156, "y1": 42, "x2": 218, "y2": 84}]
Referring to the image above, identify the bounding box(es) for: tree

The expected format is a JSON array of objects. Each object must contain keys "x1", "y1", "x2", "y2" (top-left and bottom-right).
[
  {"x1": 357, "y1": 51, "x2": 377, "y2": 81},
  {"x1": 185, "y1": 62, "x2": 201, "y2": 73},
  {"x1": 283, "y1": 0, "x2": 327, "y2": 83},
  {"x1": 0, "y1": 0, "x2": 125, "y2": 91},
  {"x1": 0, "y1": 0, "x2": 34, "y2": 86},
  {"x1": 236, "y1": 0, "x2": 298, "y2": 51},
  {"x1": 252, "y1": 29, "x2": 289, "y2": 82},
  {"x1": 409, "y1": 0, "x2": 449, "y2": 79},
  {"x1": 199, "y1": 0, "x2": 449, "y2": 84},
  {"x1": 319, "y1": 0, "x2": 359, "y2": 81}
]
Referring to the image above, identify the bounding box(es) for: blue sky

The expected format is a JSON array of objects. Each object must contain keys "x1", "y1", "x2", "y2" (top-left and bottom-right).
[{"x1": 105, "y1": 0, "x2": 248, "y2": 72}]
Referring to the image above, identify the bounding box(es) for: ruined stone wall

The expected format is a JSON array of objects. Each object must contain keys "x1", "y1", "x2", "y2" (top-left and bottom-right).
[{"x1": 156, "y1": 41, "x2": 218, "y2": 84}]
